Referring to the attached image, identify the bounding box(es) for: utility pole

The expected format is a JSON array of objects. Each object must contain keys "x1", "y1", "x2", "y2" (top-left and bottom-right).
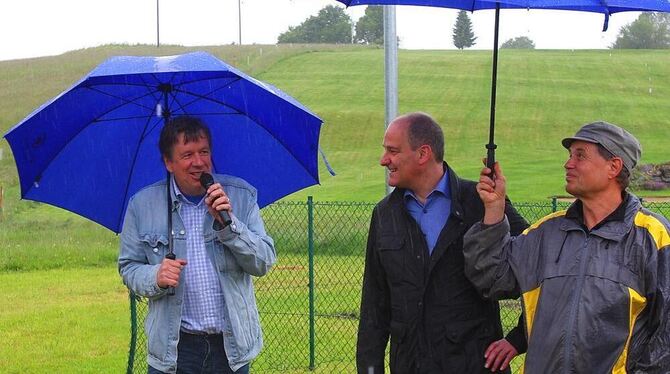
[
  {"x1": 156, "y1": 0, "x2": 160, "y2": 47},
  {"x1": 383, "y1": 6, "x2": 398, "y2": 196},
  {"x1": 238, "y1": 0, "x2": 242, "y2": 45}
]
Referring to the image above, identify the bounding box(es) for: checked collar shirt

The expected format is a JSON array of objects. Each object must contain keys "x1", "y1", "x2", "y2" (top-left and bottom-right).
[{"x1": 172, "y1": 177, "x2": 226, "y2": 334}]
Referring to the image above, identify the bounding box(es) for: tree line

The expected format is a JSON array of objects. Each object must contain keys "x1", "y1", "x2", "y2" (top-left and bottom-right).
[{"x1": 279, "y1": 6, "x2": 670, "y2": 49}]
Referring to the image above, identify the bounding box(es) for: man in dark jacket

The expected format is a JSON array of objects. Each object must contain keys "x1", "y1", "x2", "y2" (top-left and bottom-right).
[{"x1": 356, "y1": 112, "x2": 528, "y2": 374}]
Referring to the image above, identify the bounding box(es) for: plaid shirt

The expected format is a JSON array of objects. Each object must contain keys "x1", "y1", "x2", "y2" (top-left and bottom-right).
[{"x1": 173, "y1": 178, "x2": 226, "y2": 334}]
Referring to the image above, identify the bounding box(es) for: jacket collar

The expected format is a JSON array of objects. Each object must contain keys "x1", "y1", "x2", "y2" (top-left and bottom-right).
[
  {"x1": 387, "y1": 162, "x2": 464, "y2": 221},
  {"x1": 562, "y1": 192, "x2": 641, "y2": 241}
]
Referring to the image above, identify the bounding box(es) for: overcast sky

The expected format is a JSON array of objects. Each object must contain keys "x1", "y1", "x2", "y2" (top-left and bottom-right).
[{"x1": 1, "y1": 0, "x2": 640, "y2": 61}]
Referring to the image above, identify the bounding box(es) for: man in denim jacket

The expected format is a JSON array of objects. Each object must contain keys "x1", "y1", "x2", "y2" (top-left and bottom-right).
[{"x1": 118, "y1": 116, "x2": 276, "y2": 374}]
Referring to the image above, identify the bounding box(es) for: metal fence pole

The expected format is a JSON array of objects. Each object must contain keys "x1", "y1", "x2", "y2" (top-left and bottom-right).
[
  {"x1": 551, "y1": 196, "x2": 558, "y2": 213},
  {"x1": 307, "y1": 196, "x2": 316, "y2": 370},
  {"x1": 127, "y1": 292, "x2": 138, "y2": 374}
]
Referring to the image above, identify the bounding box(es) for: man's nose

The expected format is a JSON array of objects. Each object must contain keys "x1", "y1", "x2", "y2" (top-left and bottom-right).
[
  {"x1": 193, "y1": 154, "x2": 205, "y2": 166},
  {"x1": 380, "y1": 154, "x2": 389, "y2": 166}
]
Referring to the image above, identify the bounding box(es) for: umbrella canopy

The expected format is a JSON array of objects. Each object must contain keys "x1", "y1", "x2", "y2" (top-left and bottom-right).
[
  {"x1": 338, "y1": 0, "x2": 670, "y2": 167},
  {"x1": 339, "y1": 0, "x2": 670, "y2": 14},
  {"x1": 4, "y1": 51, "x2": 324, "y2": 233}
]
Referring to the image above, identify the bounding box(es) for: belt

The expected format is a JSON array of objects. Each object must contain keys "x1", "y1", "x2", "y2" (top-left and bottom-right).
[{"x1": 180, "y1": 328, "x2": 223, "y2": 338}]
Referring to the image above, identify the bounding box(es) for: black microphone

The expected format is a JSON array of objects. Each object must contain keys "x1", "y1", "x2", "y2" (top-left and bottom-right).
[{"x1": 199, "y1": 173, "x2": 232, "y2": 227}]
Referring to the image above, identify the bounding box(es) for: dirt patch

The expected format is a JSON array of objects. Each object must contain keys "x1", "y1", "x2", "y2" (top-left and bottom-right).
[{"x1": 553, "y1": 195, "x2": 670, "y2": 202}]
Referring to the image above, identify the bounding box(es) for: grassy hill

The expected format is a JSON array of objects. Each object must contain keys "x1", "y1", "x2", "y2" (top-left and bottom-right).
[
  {"x1": 0, "y1": 44, "x2": 669, "y2": 373},
  {"x1": 1, "y1": 44, "x2": 669, "y2": 223}
]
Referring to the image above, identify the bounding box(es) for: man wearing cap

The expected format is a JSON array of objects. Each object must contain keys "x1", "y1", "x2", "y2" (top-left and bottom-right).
[{"x1": 463, "y1": 121, "x2": 670, "y2": 373}]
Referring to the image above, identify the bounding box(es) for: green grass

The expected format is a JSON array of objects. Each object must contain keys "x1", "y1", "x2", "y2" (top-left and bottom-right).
[
  {"x1": 0, "y1": 267, "x2": 129, "y2": 373},
  {"x1": 1, "y1": 44, "x2": 669, "y2": 373},
  {"x1": 255, "y1": 48, "x2": 670, "y2": 202}
]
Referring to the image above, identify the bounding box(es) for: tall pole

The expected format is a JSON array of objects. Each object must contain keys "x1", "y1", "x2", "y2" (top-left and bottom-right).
[
  {"x1": 383, "y1": 6, "x2": 398, "y2": 196},
  {"x1": 156, "y1": 0, "x2": 160, "y2": 47},
  {"x1": 238, "y1": 0, "x2": 242, "y2": 45}
]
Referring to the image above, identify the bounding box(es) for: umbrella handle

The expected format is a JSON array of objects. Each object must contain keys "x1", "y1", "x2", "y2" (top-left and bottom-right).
[
  {"x1": 486, "y1": 143, "x2": 497, "y2": 180},
  {"x1": 165, "y1": 252, "x2": 176, "y2": 296}
]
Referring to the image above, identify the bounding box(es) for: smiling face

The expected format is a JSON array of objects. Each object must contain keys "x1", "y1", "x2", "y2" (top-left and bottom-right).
[
  {"x1": 163, "y1": 132, "x2": 212, "y2": 196},
  {"x1": 379, "y1": 119, "x2": 421, "y2": 190},
  {"x1": 564, "y1": 140, "x2": 616, "y2": 199}
]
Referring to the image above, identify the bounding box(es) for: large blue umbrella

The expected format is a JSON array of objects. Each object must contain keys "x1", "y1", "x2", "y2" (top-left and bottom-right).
[
  {"x1": 338, "y1": 0, "x2": 670, "y2": 167},
  {"x1": 4, "y1": 51, "x2": 325, "y2": 233}
]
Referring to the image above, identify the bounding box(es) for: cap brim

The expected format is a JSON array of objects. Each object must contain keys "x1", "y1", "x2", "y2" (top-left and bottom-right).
[{"x1": 561, "y1": 136, "x2": 599, "y2": 149}]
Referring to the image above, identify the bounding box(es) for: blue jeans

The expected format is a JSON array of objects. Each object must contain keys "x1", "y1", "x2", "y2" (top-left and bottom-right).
[{"x1": 148, "y1": 331, "x2": 250, "y2": 374}]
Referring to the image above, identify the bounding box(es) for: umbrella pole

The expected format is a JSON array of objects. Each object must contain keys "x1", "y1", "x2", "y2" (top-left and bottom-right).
[
  {"x1": 486, "y1": 4, "x2": 501, "y2": 171},
  {"x1": 161, "y1": 85, "x2": 176, "y2": 295}
]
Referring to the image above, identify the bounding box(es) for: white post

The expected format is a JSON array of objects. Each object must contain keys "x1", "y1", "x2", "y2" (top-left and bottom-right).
[{"x1": 383, "y1": 6, "x2": 398, "y2": 196}]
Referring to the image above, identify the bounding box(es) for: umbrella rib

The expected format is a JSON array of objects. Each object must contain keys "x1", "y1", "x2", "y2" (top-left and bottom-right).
[
  {"x1": 84, "y1": 86, "x2": 159, "y2": 118},
  {"x1": 172, "y1": 85, "x2": 319, "y2": 181},
  {"x1": 168, "y1": 74, "x2": 239, "y2": 88},
  {"x1": 115, "y1": 115, "x2": 163, "y2": 232}
]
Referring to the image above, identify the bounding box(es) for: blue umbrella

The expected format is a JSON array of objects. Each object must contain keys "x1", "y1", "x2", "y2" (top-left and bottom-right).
[
  {"x1": 4, "y1": 51, "x2": 325, "y2": 233},
  {"x1": 338, "y1": 0, "x2": 670, "y2": 167}
]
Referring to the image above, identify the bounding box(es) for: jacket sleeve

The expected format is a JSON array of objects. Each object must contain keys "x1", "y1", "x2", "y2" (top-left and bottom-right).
[
  {"x1": 118, "y1": 196, "x2": 166, "y2": 299},
  {"x1": 463, "y1": 217, "x2": 522, "y2": 300},
  {"x1": 631, "y1": 219, "x2": 670, "y2": 373},
  {"x1": 356, "y1": 208, "x2": 390, "y2": 374},
  {"x1": 505, "y1": 314, "x2": 527, "y2": 354},
  {"x1": 504, "y1": 197, "x2": 530, "y2": 236},
  {"x1": 215, "y1": 191, "x2": 276, "y2": 277}
]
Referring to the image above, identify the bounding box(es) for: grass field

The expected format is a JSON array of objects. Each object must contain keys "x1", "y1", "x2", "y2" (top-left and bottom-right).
[{"x1": 1, "y1": 44, "x2": 669, "y2": 372}]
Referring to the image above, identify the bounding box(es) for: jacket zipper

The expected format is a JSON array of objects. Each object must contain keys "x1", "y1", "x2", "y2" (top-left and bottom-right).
[{"x1": 564, "y1": 233, "x2": 590, "y2": 374}]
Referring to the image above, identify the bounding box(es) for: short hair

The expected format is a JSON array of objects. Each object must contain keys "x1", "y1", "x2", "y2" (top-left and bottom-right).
[
  {"x1": 597, "y1": 144, "x2": 630, "y2": 190},
  {"x1": 402, "y1": 112, "x2": 445, "y2": 162},
  {"x1": 158, "y1": 116, "x2": 212, "y2": 160}
]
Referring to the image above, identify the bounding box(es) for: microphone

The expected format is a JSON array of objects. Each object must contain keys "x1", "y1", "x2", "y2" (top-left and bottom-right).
[{"x1": 199, "y1": 173, "x2": 232, "y2": 227}]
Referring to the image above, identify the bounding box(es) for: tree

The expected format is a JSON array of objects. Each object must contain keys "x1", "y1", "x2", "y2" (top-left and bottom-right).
[
  {"x1": 278, "y1": 5, "x2": 353, "y2": 44},
  {"x1": 612, "y1": 12, "x2": 670, "y2": 49},
  {"x1": 355, "y1": 6, "x2": 383, "y2": 45},
  {"x1": 452, "y1": 10, "x2": 477, "y2": 49},
  {"x1": 501, "y1": 36, "x2": 536, "y2": 49}
]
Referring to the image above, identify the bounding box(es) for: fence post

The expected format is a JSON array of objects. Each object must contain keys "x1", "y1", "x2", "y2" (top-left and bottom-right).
[
  {"x1": 551, "y1": 196, "x2": 557, "y2": 213},
  {"x1": 127, "y1": 291, "x2": 138, "y2": 374},
  {"x1": 307, "y1": 196, "x2": 316, "y2": 370}
]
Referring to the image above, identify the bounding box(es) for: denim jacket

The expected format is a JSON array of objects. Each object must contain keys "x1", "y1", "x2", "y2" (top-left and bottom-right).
[{"x1": 118, "y1": 174, "x2": 276, "y2": 373}]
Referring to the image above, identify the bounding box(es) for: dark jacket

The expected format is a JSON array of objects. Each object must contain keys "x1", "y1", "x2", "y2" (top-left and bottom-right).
[{"x1": 356, "y1": 165, "x2": 528, "y2": 374}]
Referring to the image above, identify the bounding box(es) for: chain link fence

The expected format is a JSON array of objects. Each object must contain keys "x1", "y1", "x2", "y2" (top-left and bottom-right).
[{"x1": 126, "y1": 199, "x2": 670, "y2": 373}]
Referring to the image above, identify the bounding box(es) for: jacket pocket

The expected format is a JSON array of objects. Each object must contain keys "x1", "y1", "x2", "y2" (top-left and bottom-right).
[
  {"x1": 434, "y1": 319, "x2": 496, "y2": 373},
  {"x1": 146, "y1": 300, "x2": 169, "y2": 361},
  {"x1": 140, "y1": 233, "x2": 169, "y2": 264},
  {"x1": 377, "y1": 236, "x2": 405, "y2": 281},
  {"x1": 389, "y1": 320, "x2": 410, "y2": 373}
]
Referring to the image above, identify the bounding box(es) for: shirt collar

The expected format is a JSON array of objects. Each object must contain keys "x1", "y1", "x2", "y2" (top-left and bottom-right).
[
  {"x1": 171, "y1": 175, "x2": 204, "y2": 206},
  {"x1": 403, "y1": 169, "x2": 451, "y2": 202},
  {"x1": 566, "y1": 191, "x2": 629, "y2": 230}
]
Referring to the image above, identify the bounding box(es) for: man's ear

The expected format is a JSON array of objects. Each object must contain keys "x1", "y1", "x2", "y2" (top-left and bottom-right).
[
  {"x1": 163, "y1": 155, "x2": 174, "y2": 173},
  {"x1": 608, "y1": 157, "x2": 624, "y2": 180},
  {"x1": 417, "y1": 145, "x2": 433, "y2": 164}
]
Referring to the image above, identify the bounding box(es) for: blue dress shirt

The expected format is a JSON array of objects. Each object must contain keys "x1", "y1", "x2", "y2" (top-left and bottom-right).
[{"x1": 404, "y1": 171, "x2": 451, "y2": 254}]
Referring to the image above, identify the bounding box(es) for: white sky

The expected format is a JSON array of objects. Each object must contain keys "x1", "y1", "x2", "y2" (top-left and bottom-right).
[{"x1": 0, "y1": 0, "x2": 640, "y2": 61}]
